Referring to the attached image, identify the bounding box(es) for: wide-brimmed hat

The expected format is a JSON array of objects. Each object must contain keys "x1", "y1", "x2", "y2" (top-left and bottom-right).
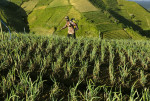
[{"x1": 65, "y1": 16, "x2": 69, "y2": 20}]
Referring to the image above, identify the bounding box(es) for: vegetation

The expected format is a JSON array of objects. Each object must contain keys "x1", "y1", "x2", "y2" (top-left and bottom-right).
[
  {"x1": 1, "y1": 0, "x2": 150, "y2": 39},
  {"x1": 116, "y1": 0, "x2": 150, "y2": 31},
  {"x1": 0, "y1": 33, "x2": 150, "y2": 100},
  {"x1": 0, "y1": 0, "x2": 29, "y2": 32},
  {"x1": 1, "y1": 0, "x2": 150, "y2": 100},
  {"x1": 70, "y1": 0, "x2": 98, "y2": 12}
]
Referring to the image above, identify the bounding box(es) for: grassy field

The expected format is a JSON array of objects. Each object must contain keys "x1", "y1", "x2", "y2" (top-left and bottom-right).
[
  {"x1": 28, "y1": 6, "x2": 72, "y2": 35},
  {"x1": 116, "y1": 0, "x2": 150, "y2": 31},
  {"x1": 103, "y1": 30, "x2": 130, "y2": 39},
  {"x1": 0, "y1": 33, "x2": 150, "y2": 100},
  {"x1": 0, "y1": 0, "x2": 29, "y2": 32},
  {"x1": 1, "y1": 1, "x2": 150, "y2": 100},
  {"x1": 70, "y1": 0, "x2": 98, "y2": 12},
  {"x1": 36, "y1": 0, "x2": 53, "y2": 7},
  {"x1": 21, "y1": 0, "x2": 39, "y2": 14},
  {"x1": 1, "y1": 0, "x2": 150, "y2": 39},
  {"x1": 47, "y1": 0, "x2": 69, "y2": 8}
]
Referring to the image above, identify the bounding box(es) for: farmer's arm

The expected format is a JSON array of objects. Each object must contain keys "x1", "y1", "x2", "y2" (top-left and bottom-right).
[{"x1": 61, "y1": 24, "x2": 67, "y2": 30}]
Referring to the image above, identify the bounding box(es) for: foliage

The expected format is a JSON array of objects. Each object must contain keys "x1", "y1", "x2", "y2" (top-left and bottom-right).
[{"x1": 0, "y1": 33, "x2": 150, "y2": 100}]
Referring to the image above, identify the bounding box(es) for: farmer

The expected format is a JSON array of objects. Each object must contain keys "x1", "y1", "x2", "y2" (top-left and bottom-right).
[{"x1": 61, "y1": 16, "x2": 78, "y2": 39}]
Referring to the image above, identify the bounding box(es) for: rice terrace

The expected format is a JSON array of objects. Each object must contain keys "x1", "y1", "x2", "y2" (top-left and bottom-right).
[{"x1": 1, "y1": 0, "x2": 150, "y2": 101}]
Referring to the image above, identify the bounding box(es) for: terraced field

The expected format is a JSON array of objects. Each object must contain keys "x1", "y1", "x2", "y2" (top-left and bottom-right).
[
  {"x1": 0, "y1": 0, "x2": 150, "y2": 39},
  {"x1": 21, "y1": 0, "x2": 39, "y2": 14},
  {"x1": 117, "y1": 0, "x2": 150, "y2": 31},
  {"x1": 1, "y1": 0, "x2": 150, "y2": 100},
  {"x1": 48, "y1": 0, "x2": 69, "y2": 8},
  {"x1": 70, "y1": 0, "x2": 98, "y2": 12},
  {"x1": 103, "y1": 30, "x2": 130, "y2": 39},
  {"x1": 25, "y1": 0, "x2": 129, "y2": 38},
  {"x1": 36, "y1": 0, "x2": 53, "y2": 7},
  {"x1": 0, "y1": 0, "x2": 29, "y2": 32}
]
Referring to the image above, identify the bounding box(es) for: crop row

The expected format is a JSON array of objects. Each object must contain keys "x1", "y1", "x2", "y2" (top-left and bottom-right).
[{"x1": 0, "y1": 33, "x2": 150, "y2": 100}]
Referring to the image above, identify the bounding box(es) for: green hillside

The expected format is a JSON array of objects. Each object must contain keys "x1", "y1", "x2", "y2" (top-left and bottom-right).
[
  {"x1": 0, "y1": 0, "x2": 150, "y2": 39},
  {"x1": 0, "y1": 0, "x2": 29, "y2": 32}
]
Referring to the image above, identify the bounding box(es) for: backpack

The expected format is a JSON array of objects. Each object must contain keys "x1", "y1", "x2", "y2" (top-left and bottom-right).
[{"x1": 70, "y1": 18, "x2": 78, "y2": 30}]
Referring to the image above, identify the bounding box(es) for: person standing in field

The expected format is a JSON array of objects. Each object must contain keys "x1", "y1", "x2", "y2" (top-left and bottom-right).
[{"x1": 61, "y1": 16, "x2": 78, "y2": 39}]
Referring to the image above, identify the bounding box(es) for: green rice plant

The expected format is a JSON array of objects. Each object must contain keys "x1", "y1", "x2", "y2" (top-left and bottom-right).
[
  {"x1": 127, "y1": 50, "x2": 136, "y2": 66},
  {"x1": 45, "y1": 52, "x2": 53, "y2": 66},
  {"x1": 12, "y1": 84, "x2": 20, "y2": 97},
  {"x1": 53, "y1": 54, "x2": 63, "y2": 73},
  {"x1": 79, "y1": 61, "x2": 88, "y2": 80},
  {"x1": 111, "y1": 90, "x2": 123, "y2": 101},
  {"x1": 49, "y1": 77, "x2": 63, "y2": 101},
  {"x1": 84, "y1": 80, "x2": 101, "y2": 101},
  {"x1": 140, "y1": 88, "x2": 150, "y2": 101},
  {"x1": 129, "y1": 81, "x2": 140, "y2": 101},
  {"x1": 7, "y1": 67, "x2": 17, "y2": 85},
  {"x1": 63, "y1": 62, "x2": 68, "y2": 78},
  {"x1": 118, "y1": 52, "x2": 125, "y2": 64},
  {"x1": 132, "y1": 57, "x2": 137, "y2": 66},
  {"x1": 90, "y1": 46, "x2": 97, "y2": 62},
  {"x1": 5, "y1": 89, "x2": 19, "y2": 101},
  {"x1": 103, "y1": 87, "x2": 113, "y2": 101},
  {"x1": 70, "y1": 45, "x2": 80, "y2": 59},
  {"x1": 140, "y1": 70, "x2": 147, "y2": 86},
  {"x1": 79, "y1": 41, "x2": 90, "y2": 61},
  {"x1": 69, "y1": 80, "x2": 82, "y2": 101},
  {"x1": 34, "y1": 46, "x2": 40, "y2": 56},
  {"x1": 18, "y1": 71, "x2": 31, "y2": 95},
  {"x1": 2, "y1": 32, "x2": 150, "y2": 100},
  {"x1": 109, "y1": 62, "x2": 115, "y2": 85},
  {"x1": 64, "y1": 46, "x2": 71, "y2": 57},
  {"x1": 93, "y1": 59, "x2": 100, "y2": 81},
  {"x1": 70, "y1": 41, "x2": 81, "y2": 59},
  {"x1": 52, "y1": 62, "x2": 57, "y2": 73},
  {"x1": 119, "y1": 62, "x2": 131, "y2": 85},
  {"x1": 0, "y1": 55, "x2": 9, "y2": 68},
  {"x1": 17, "y1": 72, "x2": 44, "y2": 101},
  {"x1": 101, "y1": 41, "x2": 105, "y2": 63},
  {"x1": 141, "y1": 58, "x2": 149, "y2": 70},
  {"x1": 79, "y1": 48, "x2": 87, "y2": 61},
  {"x1": 64, "y1": 58, "x2": 76, "y2": 78},
  {"x1": 0, "y1": 67, "x2": 17, "y2": 95},
  {"x1": 40, "y1": 57, "x2": 47, "y2": 73},
  {"x1": 54, "y1": 45, "x2": 62, "y2": 57},
  {"x1": 67, "y1": 59, "x2": 76, "y2": 77},
  {"x1": 45, "y1": 41, "x2": 53, "y2": 53},
  {"x1": 26, "y1": 46, "x2": 30, "y2": 56},
  {"x1": 108, "y1": 45, "x2": 115, "y2": 85},
  {"x1": 1, "y1": 77, "x2": 7, "y2": 94},
  {"x1": 28, "y1": 59, "x2": 34, "y2": 71},
  {"x1": 104, "y1": 87, "x2": 123, "y2": 101},
  {"x1": 35, "y1": 54, "x2": 42, "y2": 65}
]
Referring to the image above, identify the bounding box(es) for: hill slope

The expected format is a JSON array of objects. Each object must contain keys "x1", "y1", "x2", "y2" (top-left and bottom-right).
[
  {"x1": 1, "y1": 0, "x2": 150, "y2": 39},
  {"x1": 0, "y1": 0, "x2": 29, "y2": 32}
]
